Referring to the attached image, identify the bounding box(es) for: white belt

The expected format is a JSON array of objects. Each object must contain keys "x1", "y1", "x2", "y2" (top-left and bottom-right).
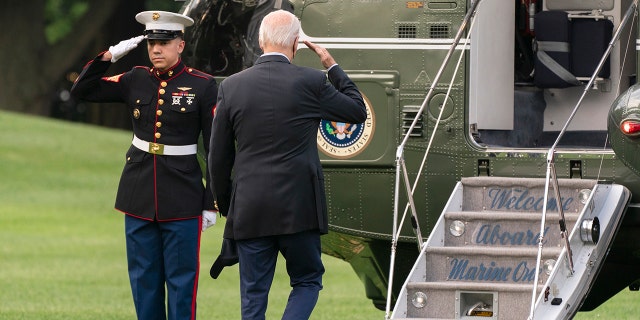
[{"x1": 132, "y1": 135, "x2": 197, "y2": 156}]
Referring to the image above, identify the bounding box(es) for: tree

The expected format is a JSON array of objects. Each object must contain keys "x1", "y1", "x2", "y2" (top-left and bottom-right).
[
  {"x1": 0, "y1": 0, "x2": 182, "y2": 128},
  {"x1": 0, "y1": 0, "x2": 127, "y2": 116}
]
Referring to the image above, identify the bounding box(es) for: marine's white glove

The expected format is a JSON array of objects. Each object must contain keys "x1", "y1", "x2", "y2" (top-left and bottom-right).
[
  {"x1": 202, "y1": 210, "x2": 217, "y2": 231},
  {"x1": 108, "y1": 35, "x2": 145, "y2": 63}
]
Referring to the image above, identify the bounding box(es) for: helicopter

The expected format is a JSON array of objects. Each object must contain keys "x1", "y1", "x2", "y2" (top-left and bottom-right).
[{"x1": 180, "y1": 0, "x2": 640, "y2": 318}]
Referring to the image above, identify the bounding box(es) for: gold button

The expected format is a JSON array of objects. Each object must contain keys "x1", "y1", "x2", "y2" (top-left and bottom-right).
[
  {"x1": 156, "y1": 122, "x2": 162, "y2": 128},
  {"x1": 181, "y1": 107, "x2": 186, "y2": 112},
  {"x1": 136, "y1": 99, "x2": 140, "y2": 104},
  {"x1": 155, "y1": 132, "x2": 161, "y2": 139},
  {"x1": 189, "y1": 68, "x2": 193, "y2": 72},
  {"x1": 156, "y1": 110, "x2": 163, "y2": 116},
  {"x1": 159, "y1": 89, "x2": 165, "y2": 95},
  {"x1": 127, "y1": 156, "x2": 131, "y2": 161},
  {"x1": 158, "y1": 99, "x2": 164, "y2": 105},
  {"x1": 161, "y1": 82, "x2": 167, "y2": 87}
]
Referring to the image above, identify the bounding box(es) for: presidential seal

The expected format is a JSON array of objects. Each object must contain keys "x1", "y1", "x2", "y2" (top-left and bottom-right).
[{"x1": 317, "y1": 93, "x2": 375, "y2": 159}]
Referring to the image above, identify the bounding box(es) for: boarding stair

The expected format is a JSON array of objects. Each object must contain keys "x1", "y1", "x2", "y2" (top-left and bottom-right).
[{"x1": 391, "y1": 176, "x2": 629, "y2": 319}]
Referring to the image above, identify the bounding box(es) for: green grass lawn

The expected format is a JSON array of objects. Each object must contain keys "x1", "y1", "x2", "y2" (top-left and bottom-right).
[
  {"x1": 0, "y1": 110, "x2": 383, "y2": 319},
  {"x1": 0, "y1": 110, "x2": 638, "y2": 319}
]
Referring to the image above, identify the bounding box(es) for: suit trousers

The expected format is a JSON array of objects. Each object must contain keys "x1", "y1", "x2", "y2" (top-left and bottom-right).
[
  {"x1": 236, "y1": 230, "x2": 325, "y2": 320},
  {"x1": 125, "y1": 215, "x2": 202, "y2": 320}
]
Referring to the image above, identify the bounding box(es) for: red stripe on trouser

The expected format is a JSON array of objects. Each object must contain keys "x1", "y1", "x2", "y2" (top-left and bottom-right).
[{"x1": 191, "y1": 215, "x2": 203, "y2": 320}]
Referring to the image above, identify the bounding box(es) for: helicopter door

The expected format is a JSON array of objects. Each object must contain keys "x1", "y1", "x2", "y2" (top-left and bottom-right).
[{"x1": 469, "y1": 0, "x2": 515, "y2": 131}]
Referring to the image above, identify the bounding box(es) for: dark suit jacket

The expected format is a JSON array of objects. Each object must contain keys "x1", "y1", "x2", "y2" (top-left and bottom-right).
[
  {"x1": 72, "y1": 57, "x2": 217, "y2": 220},
  {"x1": 209, "y1": 54, "x2": 366, "y2": 240}
]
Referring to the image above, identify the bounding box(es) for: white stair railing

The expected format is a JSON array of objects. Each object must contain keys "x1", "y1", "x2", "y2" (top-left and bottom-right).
[
  {"x1": 528, "y1": 2, "x2": 638, "y2": 319},
  {"x1": 385, "y1": 1, "x2": 484, "y2": 319}
]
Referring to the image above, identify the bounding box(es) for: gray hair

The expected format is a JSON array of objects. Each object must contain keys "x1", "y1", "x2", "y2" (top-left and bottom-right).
[{"x1": 258, "y1": 10, "x2": 300, "y2": 49}]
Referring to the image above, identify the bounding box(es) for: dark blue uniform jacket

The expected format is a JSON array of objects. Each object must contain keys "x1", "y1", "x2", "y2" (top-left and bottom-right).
[{"x1": 72, "y1": 55, "x2": 217, "y2": 221}]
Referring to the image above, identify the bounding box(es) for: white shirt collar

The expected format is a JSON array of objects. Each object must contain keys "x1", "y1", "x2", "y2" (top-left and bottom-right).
[{"x1": 261, "y1": 52, "x2": 291, "y2": 62}]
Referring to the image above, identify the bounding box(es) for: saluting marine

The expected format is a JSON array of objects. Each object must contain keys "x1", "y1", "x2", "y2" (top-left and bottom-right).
[{"x1": 70, "y1": 10, "x2": 217, "y2": 320}]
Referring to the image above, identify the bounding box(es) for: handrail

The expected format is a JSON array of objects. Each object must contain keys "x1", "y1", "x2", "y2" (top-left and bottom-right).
[
  {"x1": 528, "y1": 2, "x2": 638, "y2": 319},
  {"x1": 385, "y1": 1, "x2": 484, "y2": 319}
]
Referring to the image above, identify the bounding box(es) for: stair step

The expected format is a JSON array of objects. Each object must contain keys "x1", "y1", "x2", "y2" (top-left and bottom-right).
[
  {"x1": 393, "y1": 318, "x2": 454, "y2": 320},
  {"x1": 460, "y1": 177, "x2": 597, "y2": 189},
  {"x1": 423, "y1": 246, "x2": 563, "y2": 284},
  {"x1": 443, "y1": 211, "x2": 578, "y2": 248},
  {"x1": 426, "y1": 246, "x2": 563, "y2": 256},
  {"x1": 445, "y1": 211, "x2": 580, "y2": 221},
  {"x1": 407, "y1": 281, "x2": 538, "y2": 292},
  {"x1": 391, "y1": 178, "x2": 629, "y2": 319},
  {"x1": 403, "y1": 281, "x2": 538, "y2": 319},
  {"x1": 460, "y1": 177, "x2": 596, "y2": 213},
  {"x1": 392, "y1": 318, "x2": 454, "y2": 320}
]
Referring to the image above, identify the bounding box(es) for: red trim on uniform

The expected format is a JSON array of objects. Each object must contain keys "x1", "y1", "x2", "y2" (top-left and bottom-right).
[
  {"x1": 211, "y1": 104, "x2": 217, "y2": 117},
  {"x1": 187, "y1": 69, "x2": 214, "y2": 80},
  {"x1": 152, "y1": 60, "x2": 186, "y2": 81},
  {"x1": 168, "y1": 67, "x2": 186, "y2": 81},
  {"x1": 117, "y1": 209, "x2": 155, "y2": 221},
  {"x1": 190, "y1": 215, "x2": 203, "y2": 320},
  {"x1": 102, "y1": 74, "x2": 124, "y2": 82},
  {"x1": 159, "y1": 215, "x2": 204, "y2": 222},
  {"x1": 82, "y1": 59, "x2": 96, "y2": 70},
  {"x1": 116, "y1": 209, "x2": 205, "y2": 222},
  {"x1": 153, "y1": 79, "x2": 161, "y2": 220}
]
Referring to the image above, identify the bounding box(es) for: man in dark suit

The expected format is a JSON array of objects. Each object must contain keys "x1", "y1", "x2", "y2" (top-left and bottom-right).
[
  {"x1": 208, "y1": 9, "x2": 367, "y2": 320},
  {"x1": 71, "y1": 10, "x2": 218, "y2": 320}
]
